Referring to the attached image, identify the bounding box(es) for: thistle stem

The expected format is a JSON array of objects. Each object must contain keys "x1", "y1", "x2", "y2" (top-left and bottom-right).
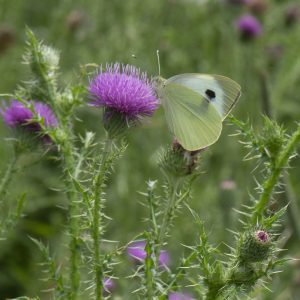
[
  {"x1": 158, "y1": 178, "x2": 180, "y2": 247},
  {"x1": 251, "y1": 124, "x2": 300, "y2": 223},
  {"x1": 0, "y1": 154, "x2": 18, "y2": 202},
  {"x1": 161, "y1": 251, "x2": 197, "y2": 296},
  {"x1": 144, "y1": 238, "x2": 155, "y2": 300},
  {"x1": 92, "y1": 137, "x2": 113, "y2": 300},
  {"x1": 62, "y1": 141, "x2": 80, "y2": 300}
]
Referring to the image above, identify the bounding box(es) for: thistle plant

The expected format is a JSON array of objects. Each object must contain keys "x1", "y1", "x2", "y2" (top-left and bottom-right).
[{"x1": 1, "y1": 29, "x2": 300, "y2": 300}]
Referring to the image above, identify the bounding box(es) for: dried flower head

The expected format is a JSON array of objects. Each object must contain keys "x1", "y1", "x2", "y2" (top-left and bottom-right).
[
  {"x1": 89, "y1": 63, "x2": 158, "y2": 120},
  {"x1": 285, "y1": 5, "x2": 300, "y2": 27},
  {"x1": 66, "y1": 10, "x2": 86, "y2": 32},
  {"x1": 245, "y1": 0, "x2": 268, "y2": 15},
  {"x1": 2, "y1": 100, "x2": 57, "y2": 133},
  {"x1": 236, "y1": 14, "x2": 262, "y2": 39},
  {"x1": 127, "y1": 241, "x2": 170, "y2": 267},
  {"x1": 0, "y1": 25, "x2": 15, "y2": 54}
]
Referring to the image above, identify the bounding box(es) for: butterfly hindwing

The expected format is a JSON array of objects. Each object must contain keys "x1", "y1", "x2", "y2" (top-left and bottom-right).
[
  {"x1": 166, "y1": 74, "x2": 241, "y2": 120},
  {"x1": 161, "y1": 82, "x2": 222, "y2": 151}
]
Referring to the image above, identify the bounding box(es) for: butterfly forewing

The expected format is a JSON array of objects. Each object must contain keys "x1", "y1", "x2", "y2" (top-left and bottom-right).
[
  {"x1": 161, "y1": 83, "x2": 222, "y2": 151},
  {"x1": 166, "y1": 74, "x2": 241, "y2": 120}
]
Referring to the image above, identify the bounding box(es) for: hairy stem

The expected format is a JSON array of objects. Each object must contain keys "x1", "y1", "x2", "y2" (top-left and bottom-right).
[
  {"x1": 62, "y1": 140, "x2": 80, "y2": 300},
  {"x1": 251, "y1": 124, "x2": 300, "y2": 223},
  {"x1": 158, "y1": 178, "x2": 180, "y2": 247},
  {"x1": 145, "y1": 238, "x2": 155, "y2": 300},
  {"x1": 92, "y1": 137, "x2": 113, "y2": 300},
  {"x1": 0, "y1": 154, "x2": 18, "y2": 202}
]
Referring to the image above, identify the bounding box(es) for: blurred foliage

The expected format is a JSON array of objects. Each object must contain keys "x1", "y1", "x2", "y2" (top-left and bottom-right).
[{"x1": 0, "y1": 0, "x2": 300, "y2": 298}]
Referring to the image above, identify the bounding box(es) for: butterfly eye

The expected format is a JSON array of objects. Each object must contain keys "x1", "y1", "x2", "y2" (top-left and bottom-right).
[{"x1": 205, "y1": 89, "x2": 216, "y2": 100}]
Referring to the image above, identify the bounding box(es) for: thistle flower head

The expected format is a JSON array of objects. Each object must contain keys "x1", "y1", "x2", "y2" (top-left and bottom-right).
[
  {"x1": 238, "y1": 229, "x2": 271, "y2": 262},
  {"x1": 103, "y1": 277, "x2": 115, "y2": 294},
  {"x1": 235, "y1": 14, "x2": 262, "y2": 39},
  {"x1": 255, "y1": 229, "x2": 270, "y2": 243},
  {"x1": 168, "y1": 292, "x2": 194, "y2": 300},
  {"x1": 2, "y1": 100, "x2": 57, "y2": 130},
  {"x1": 89, "y1": 63, "x2": 158, "y2": 120},
  {"x1": 159, "y1": 139, "x2": 204, "y2": 177},
  {"x1": 127, "y1": 241, "x2": 170, "y2": 267}
]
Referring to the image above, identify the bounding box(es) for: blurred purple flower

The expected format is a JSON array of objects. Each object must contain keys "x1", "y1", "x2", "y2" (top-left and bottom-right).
[
  {"x1": 103, "y1": 277, "x2": 115, "y2": 294},
  {"x1": 168, "y1": 292, "x2": 194, "y2": 300},
  {"x1": 235, "y1": 14, "x2": 262, "y2": 39},
  {"x1": 127, "y1": 241, "x2": 170, "y2": 267},
  {"x1": 2, "y1": 100, "x2": 57, "y2": 131},
  {"x1": 220, "y1": 180, "x2": 236, "y2": 191},
  {"x1": 89, "y1": 63, "x2": 158, "y2": 120}
]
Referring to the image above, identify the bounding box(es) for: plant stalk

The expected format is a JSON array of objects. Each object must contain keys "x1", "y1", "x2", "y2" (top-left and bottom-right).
[
  {"x1": 92, "y1": 137, "x2": 113, "y2": 300},
  {"x1": 62, "y1": 140, "x2": 80, "y2": 300},
  {"x1": 158, "y1": 178, "x2": 180, "y2": 247},
  {"x1": 252, "y1": 124, "x2": 300, "y2": 223},
  {"x1": 0, "y1": 154, "x2": 18, "y2": 202}
]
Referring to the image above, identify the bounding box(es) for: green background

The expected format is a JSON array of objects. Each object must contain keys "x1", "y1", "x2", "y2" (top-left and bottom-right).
[{"x1": 0, "y1": 0, "x2": 300, "y2": 298}]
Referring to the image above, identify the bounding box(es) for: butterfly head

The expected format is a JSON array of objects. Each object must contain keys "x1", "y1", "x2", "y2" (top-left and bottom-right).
[{"x1": 153, "y1": 76, "x2": 166, "y2": 97}]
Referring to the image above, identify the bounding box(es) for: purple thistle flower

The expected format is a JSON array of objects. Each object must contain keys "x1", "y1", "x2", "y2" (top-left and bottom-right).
[
  {"x1": 103, "y1": 277, "x2": 115, "y2": 294},
  {"x1": 255, "y1": 230, "x2": 270, "y2": 244},
  {"x1": 168, "y1": 292, "x2": 194, "y2": 300},
  {"x1": 235, "y1": 14, "x2": 262, "y2": 39},
  {"x1": 127, "y1": 241, "x2": 170, "y2": 267},
  {"x1": 88, "y1": 63, "x2": 159, "y2": 120},
  {"x1": 1, "y1": 100, "x2": 57, "y2": 134}
]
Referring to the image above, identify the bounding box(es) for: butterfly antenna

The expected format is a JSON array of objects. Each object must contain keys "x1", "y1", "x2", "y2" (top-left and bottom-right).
[{"x1": 156, "y1": 49, "x2": 161, "y2": 77}]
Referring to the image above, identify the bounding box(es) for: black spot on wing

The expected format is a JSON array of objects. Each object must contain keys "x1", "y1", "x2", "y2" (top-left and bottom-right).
[{"x1": 205, "y1": 89, "x2": 216, "y2": 101}]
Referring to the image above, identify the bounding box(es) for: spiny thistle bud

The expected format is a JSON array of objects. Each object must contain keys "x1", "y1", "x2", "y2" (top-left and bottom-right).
[
  {"x1": 230, "y1": 263, "x2": 256, "y2": 284},
  {"x1": 238, "y1": 229, "x2": 271, "y2": 263},
  {"x1": 159, "y1": 139, "x2": 204, "y2": 177}
]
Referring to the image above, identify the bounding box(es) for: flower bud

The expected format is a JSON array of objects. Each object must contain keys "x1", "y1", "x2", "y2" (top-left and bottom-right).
[
  {"x1": 159, "y1": 139, "x2": 204, "y2": 177},
  {"x1": 238, "y1": 229, "x2": 271, "y2": 262}
]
